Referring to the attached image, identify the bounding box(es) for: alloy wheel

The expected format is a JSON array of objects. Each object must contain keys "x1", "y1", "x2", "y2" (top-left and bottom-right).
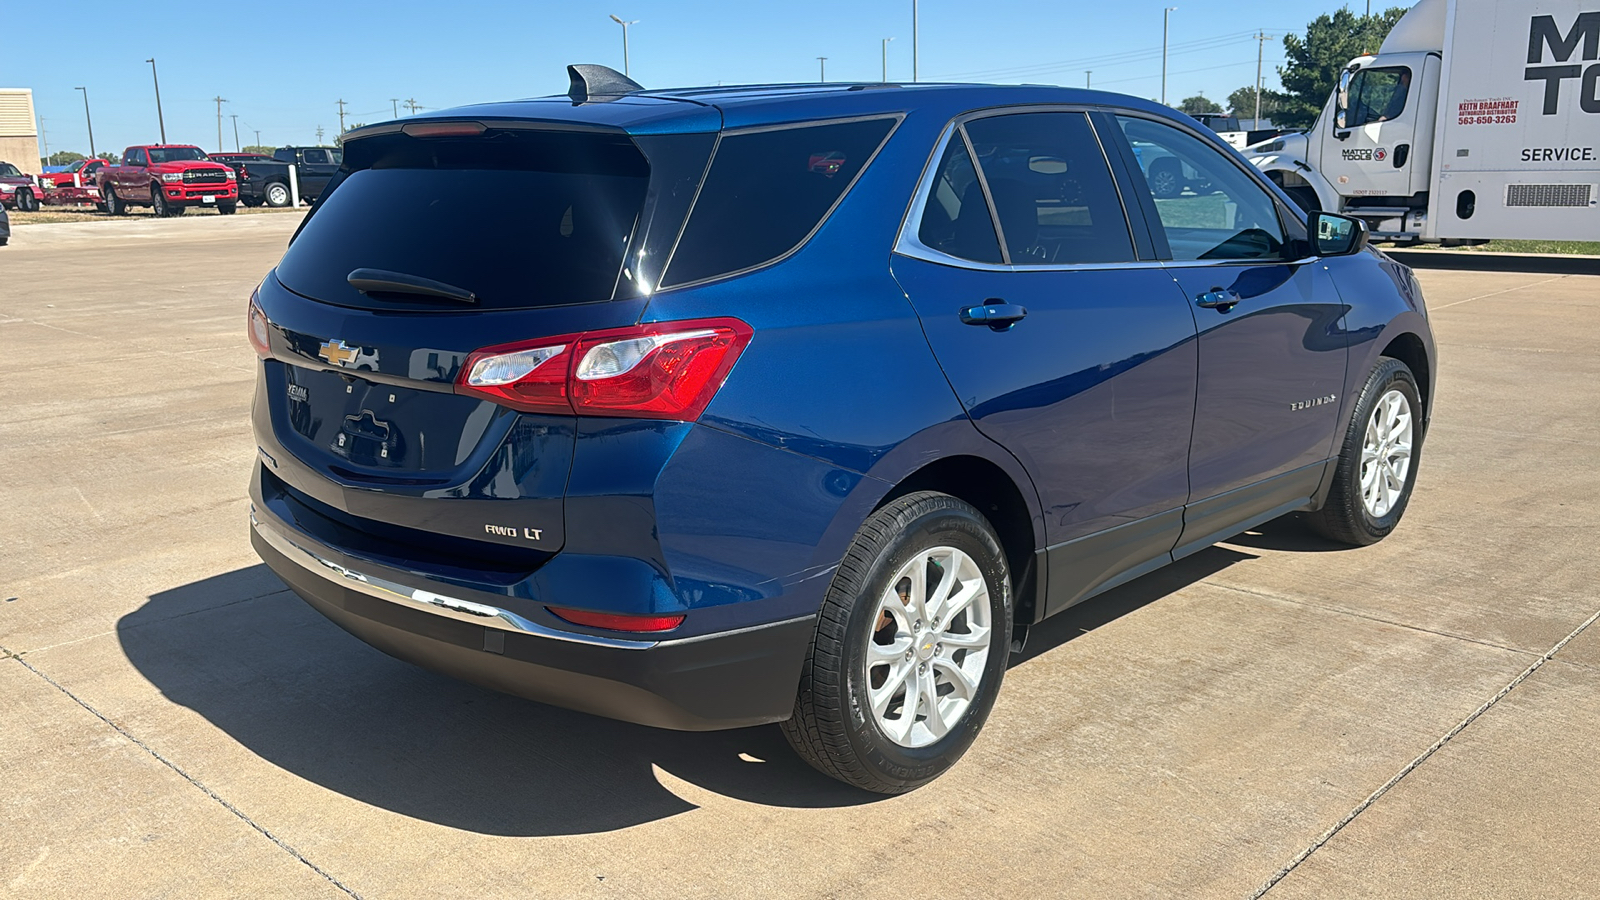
[
  {"x1": 1360, "y1": 388, "x2": 1413, "y2": 518},
  {"x1": 864, "y1": 545, "x2": 993, "y2": 748}
]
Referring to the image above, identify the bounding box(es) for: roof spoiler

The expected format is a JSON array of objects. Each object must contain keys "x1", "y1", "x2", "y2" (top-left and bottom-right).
[{"x1": 567, "y1": 64, "x2": 644, "y2": 102}]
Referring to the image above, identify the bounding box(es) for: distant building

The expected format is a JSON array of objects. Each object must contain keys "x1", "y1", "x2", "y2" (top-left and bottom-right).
[{"x1": 0, "y1": 89, "x2": 42, "y2": 175}]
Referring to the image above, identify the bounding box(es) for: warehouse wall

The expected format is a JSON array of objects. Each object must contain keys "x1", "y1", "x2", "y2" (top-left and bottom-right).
[{"x1": 1, "y1": 88, "x2": 42, "y2": 174}]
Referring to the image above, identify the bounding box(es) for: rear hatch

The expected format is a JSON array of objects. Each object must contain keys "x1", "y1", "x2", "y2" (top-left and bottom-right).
[{"x1": 253, "y1": 120, "x2": 716, "y2": 576}]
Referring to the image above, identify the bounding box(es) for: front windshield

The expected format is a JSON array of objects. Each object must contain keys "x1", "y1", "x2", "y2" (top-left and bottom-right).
[
  {"x1": 148, "y1": 147, "x2": 210, "y2": 164},
  {"x1": 0, "y1": 163, "x2": 21, "y2": 177},
  {"x1": 69, "y1": 160, "x2": 87, "y2": 172}
]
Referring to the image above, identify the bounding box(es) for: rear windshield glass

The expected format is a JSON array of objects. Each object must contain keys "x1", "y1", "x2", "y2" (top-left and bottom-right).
[
  {"x1": 275, "y1": 131, "x2": 649, "y2": 311},
  {"x1": 661, "y1": 117, "x2": 897, "y2": 288}
]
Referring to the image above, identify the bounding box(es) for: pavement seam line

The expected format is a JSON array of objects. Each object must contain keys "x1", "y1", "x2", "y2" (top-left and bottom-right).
[
  {"x1": 1249, "y1": 603, "x2": 1600, "y2": 899},
  {"x1": 0, "y1": 649, "x2": 364, "y2": 900},
  {"x1": 1427, "y1": 274, "x2": 1567, "y2": 311},
  {"x1": 1203, "y1": 580, "x2": 1535, "y2": 657}
]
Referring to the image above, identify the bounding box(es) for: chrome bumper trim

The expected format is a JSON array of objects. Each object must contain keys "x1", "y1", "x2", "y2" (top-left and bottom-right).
[{"x1": 251, "y1": 511, "x2": 656, "y2": 650}]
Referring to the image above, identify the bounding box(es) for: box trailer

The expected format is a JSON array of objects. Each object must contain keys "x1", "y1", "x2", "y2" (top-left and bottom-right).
[{"x1": 1245, "y1": 0, "x2": 1600, "y2": 243}]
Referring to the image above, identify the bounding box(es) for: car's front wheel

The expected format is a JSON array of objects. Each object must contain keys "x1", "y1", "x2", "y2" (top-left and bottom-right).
[
  {"x1": 1309, "y1": 356, "x2": 1423, "y2": 545},
  {"x1": 781, "y1": 491, "x2": 1013, "y2": 794}
]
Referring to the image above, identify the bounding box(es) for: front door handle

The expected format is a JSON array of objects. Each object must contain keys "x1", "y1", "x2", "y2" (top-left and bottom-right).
[
  {"x1": 1334, "y1": 130, "x2": 1352, "y2": 141},
  {"x1": 1195, "y1": 288, "x2": 1240, "y2": 311},
  {"x1": 960, "y1": 301, "x2": 1029, "y2": 331}
]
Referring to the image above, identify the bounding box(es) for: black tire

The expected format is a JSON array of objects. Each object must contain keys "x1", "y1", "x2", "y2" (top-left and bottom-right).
[
  {"x1": 1147, "y1": 158, "x2": 1183, "y2": 199},
  {"x1": 263, "y1": 181, "x2": 291, "y2": 208},
  {"x1": 104, "y1": 184, "x2": 126, "y2": 216},
  {"x1": 16, "y1": 189, "x2": 39, "y2": 212},
  {"x1": 151, "y1": 187, "x2": 172, "y2": 217},
  {"x1": 781, "y1": 491, "x2": 1014, "y2": 794},
  {"x1": 1286, "y1": 186, "x2": 1322, "y2": 214},
  {"x1": 217, "y1": 202, "x2": 238, "y2": 215},
  {"x1": 1309, "y1": 357, "x2": 1423, "y2": 546},
  {"x1": 242, "y1": 196, "x2": 262, "y2": 208}
]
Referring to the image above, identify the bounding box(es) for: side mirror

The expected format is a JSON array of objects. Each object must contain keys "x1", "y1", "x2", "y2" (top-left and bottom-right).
[{"x1": 1310, "y1": 212, "x2": 1369, "y2": 256}]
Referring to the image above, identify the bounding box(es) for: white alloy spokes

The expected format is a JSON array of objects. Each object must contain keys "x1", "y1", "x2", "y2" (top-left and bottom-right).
[
  {"x1": 1360, "y1": 388, "x2": 1414, "y2": 518},
  {"x1": 864, "y1": 545, "x2": 992, "y2": 748}
]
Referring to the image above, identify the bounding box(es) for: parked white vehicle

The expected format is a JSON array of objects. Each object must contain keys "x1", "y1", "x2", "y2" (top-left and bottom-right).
[{"x1": 1246, "y1": 0, "x2": 1600, "y2": 243}]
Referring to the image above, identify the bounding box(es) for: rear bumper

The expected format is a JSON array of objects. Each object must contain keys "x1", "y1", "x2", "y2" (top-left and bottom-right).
[{"x1": 250, "y1": 507, "x2": 814, "y2": 731}]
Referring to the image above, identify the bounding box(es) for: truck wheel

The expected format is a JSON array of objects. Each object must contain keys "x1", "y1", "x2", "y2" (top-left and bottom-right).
[
  {"x1": 781, "y1": 491, "x2": 1013, "y2": 794},
  {"x1": 1147, "y1": 159, "x2": 1183, "y2": 199},
  {"x1": 263, "y1": 182, "x2": 291, "y2": 208},
  {"x1": 104, "y1": 186, "x2": 125, "y2": 216},
  {"x1": 217, "y1": 202, "x2": 238, "y2": 215},
  {"x1": 151, "y1": 187, "x2": 171, "y2": 217},
  {"x1": 16, "y1": 189, "x2": 39, "y2": 212},
  {"x1": 1308, "y1": 357, "x2": 1423, "y2": 546},
  {"x1": 242, "y1": 197, "x2": 262, "y2": 208},
  {"x1": 1286, "y1": 187, "x2": 1321, "y2": 214}
]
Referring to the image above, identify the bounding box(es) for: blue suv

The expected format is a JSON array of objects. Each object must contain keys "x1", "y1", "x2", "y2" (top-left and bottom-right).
[{"x1": 248, "y1": 66, "x2": 1435, "y2": 793}]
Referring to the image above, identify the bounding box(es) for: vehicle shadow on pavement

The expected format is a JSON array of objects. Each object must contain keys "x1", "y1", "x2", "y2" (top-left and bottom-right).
[
  {"x1": 116, "y1": 544, "x2": 1256, "y2": 836},
  {"x1": 1219, "y1": 512, "x2": 1352, "y2": 554}
]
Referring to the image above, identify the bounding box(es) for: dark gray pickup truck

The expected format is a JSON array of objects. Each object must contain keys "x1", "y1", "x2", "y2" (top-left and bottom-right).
[{"x1": 230, "y1": 146, "x2": 341, "y2": 207}]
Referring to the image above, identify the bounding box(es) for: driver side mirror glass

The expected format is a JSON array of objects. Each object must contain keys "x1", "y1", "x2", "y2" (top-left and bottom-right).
[{"x1": 1310, "y1": 212, "x2": 1368, "y2": 256}]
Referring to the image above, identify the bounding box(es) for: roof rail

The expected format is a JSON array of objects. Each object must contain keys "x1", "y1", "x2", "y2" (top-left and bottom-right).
[{"x1": 567, "y1": 64, "x2": 644, "y2": 103}]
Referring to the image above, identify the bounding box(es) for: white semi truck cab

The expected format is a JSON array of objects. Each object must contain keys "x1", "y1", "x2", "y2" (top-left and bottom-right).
[{"x1": 1246, "y1": 0, "x2": 1600, "y2": 243}]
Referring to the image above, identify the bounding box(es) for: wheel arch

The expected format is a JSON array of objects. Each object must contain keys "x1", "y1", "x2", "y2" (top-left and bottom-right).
[
  {"x1": 874, "y1": 454, "x2": 1045, "y2": 628},
  {"x1": 1256, "y1": 159, "x2": 1340, "y2": 211},
  {"x1": 1379, "y1": 330, "x2": 1432, "y2": 427}
]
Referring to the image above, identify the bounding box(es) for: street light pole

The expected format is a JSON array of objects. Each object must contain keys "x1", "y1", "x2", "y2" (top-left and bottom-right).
[
  {"x1": 609, "y1": 15, "x2": 640, "y2": 77},
  {"x1": 390, "y1": 98, "x2": 399, "y2": 118},
  {"x1": 1162, "y1": 7, "x2": 1177, "y2": 106},
  {"x1": 817, "y1": 57, "x2": 828, "y2": 82},
  {"x1": 912, "y1": 0, "x2": 919, "y2": 82},
  {"x1": 230, "y1": 114, "x2": 240, "y2": 152},
  {"x1": 1085, "y1": 70, "x2": 1092, "y2": 88},
  {"x1": 883, "y1": 37, "x2": 895, "y2": 82},
  {"x1": 74, "y1": 87, "x2": 96, "y2": 159},
  {"x1": 146, "y1": 58, "x2": 167, "y2": 143}
]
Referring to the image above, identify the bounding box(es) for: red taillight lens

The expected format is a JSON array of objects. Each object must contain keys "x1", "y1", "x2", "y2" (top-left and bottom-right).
[
  {"x1": 456, "y1": 318, "x2": 752, "y2": 421},
  {"x1": 247, "y1": 287, "x2": 272, "y2": 357},
  {"x1": 547, "y1": 607, "x2": 686, "y2": 633}
]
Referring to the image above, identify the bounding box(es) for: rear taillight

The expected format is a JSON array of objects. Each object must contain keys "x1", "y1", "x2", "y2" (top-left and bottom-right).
[
  {"x1": 457, "y1": 318, "x2": 752, "y2": 421},
  {"x1": 547, "y1": 607, "x2": 686, "y2": 633},
  {"x1": 247, "y1": 287, "x2": 272, "y2": 357}
]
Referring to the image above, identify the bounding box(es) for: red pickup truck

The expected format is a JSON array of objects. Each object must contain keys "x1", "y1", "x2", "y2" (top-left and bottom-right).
[{"x1": 100, "y1": 145, "x2": 238, "y2": 216}]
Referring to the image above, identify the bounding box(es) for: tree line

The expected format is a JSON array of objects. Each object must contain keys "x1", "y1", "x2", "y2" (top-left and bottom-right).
[{"x1": 1178, "y1": 5, "x2": 1408, "y2": 127}]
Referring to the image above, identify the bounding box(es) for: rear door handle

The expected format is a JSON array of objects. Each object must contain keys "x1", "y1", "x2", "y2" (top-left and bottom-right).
[
  {"x1": 960, "y1": 301, "x2": 1028, "y2": 331},
  {"x1": 1195, "y1": 288, "x2": 1240, "y2": 311}
]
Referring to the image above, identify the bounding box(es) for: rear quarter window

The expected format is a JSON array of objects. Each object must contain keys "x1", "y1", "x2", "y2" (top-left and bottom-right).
[{"x1": 661, "y1": 117, "x2": 898, "y2": 288}]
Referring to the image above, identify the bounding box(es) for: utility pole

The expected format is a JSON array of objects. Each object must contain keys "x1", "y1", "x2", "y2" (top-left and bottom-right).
[
  {"x1": 882, "y1": 37, "x2": 895, "y2": 82},
  {"x1": 1254, "y1": 31, "x2": 1273, "y2": 125},
  {"x1": 336, "y1": 99, "x2": 348, "y2": 135},
  {"x1": 609, "y1": 15, "x2": 639, "y2": 77},
  {"x1": 912, "y1": 0, "x2": 919, "y2": 82},
  {"x1": 817, "y1": 57, "x2": 827, "y2": 82},
  {"x1": 230, "y1": 114, "x2": 240, "y2": 151},
  {"x1": 146, "y1": 58, "x2": 167, "y2": 143},
  {"x1": 405, "y1": 98, "x2": 420, "y2": 115},
  {"x1": 75, "y1": 87, "x2": 96, "y2": 159},
  {"x1": 316, "y1": 125, "x2": 325, "y2": 144},
  {"x1": 1085, "y1": 70, "x2": 1092, "y2": 88},
  {"x1": 1162, "y1": 8, "x2": 1178, "y2": 106},
  {"x1": 390, "y1": 98, "x2": 399, "y2": 117},
  {"x1": 213, "y1": 96, "x2": 227, "y2": 152}
]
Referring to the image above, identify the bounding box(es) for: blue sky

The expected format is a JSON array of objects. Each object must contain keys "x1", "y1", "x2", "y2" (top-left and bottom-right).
[{"x1": 6, "y1": 1, "x2": 1399, "y2": 156}]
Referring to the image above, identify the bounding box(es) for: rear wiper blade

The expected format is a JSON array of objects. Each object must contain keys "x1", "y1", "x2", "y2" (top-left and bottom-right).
[{"x1": 347, "y1": 268, "x2": 477, "y2": 304}]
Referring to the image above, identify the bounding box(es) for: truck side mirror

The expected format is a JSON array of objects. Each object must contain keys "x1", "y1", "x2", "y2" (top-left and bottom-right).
[
  {"x1": 1335, "y1": 69, "x2": 1354, "y2": 129},
  {"x1": 1310, "y1": 212, "x2": 1368, "y2": 257}
]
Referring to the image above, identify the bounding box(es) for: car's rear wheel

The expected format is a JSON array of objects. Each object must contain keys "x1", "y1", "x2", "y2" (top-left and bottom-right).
[
  {"x1": 781, "y1": 491, "x2": 1013, "y2": 794},
  {"x1": 1309, "y1": 357, "x2": 1422, "y2": 545},
  {"x1": 263, "y1": 182, "x2": 291, "y2": 208},
  {"x1": 1147, "y1": 159, "x2": 1183, "y2": 198},
  {"x1": 16, "y1": 189, "x2": 39, "y2": 212}
]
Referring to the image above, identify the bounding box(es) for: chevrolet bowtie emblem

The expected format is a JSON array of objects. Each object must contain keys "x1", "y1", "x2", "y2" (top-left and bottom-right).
[{"x1": 319, "y1": 339, "x2": 358, "y2": 367}]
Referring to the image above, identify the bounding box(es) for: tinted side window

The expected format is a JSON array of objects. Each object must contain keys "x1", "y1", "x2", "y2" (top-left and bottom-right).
[
  {"x1": 916, "y1": 133, "x2": 1003, "y2": 264},
  {"x1": 662, "y1": 118, "x2": 896, "y2": 288},
  {"x1": 302, "y1": 149, "x2": 331, "y2": 165},
  {"x1": 964, "y1": 112, "x2": 1135, "y2": 265},
  {"x1": 1340, "y1": 66, "x2": 1412, "y2": 129},
  {"x1": 1116, "y1": 116, "x2": 1287, "y2": 261},
  {"x1": 129, "y1": 149, "x2": 147, "y2": 166}
]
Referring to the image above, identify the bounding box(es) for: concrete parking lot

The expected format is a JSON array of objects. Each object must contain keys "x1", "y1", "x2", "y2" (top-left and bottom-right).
[{"x1": 3, "y1": 214, "x2": 1597, "y2": 899}]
